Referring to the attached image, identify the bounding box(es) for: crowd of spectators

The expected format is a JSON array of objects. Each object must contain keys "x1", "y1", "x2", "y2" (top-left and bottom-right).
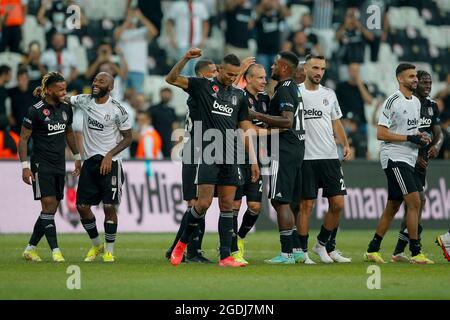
[{"x1": 0, "y1": 0, "x2": 449, "y2": 160}]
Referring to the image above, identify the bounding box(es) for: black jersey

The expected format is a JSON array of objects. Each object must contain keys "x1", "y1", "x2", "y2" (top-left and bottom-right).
[
  {"x1": 23, "y1": 100, "x2": 73, "y2": 173},
  {"x1": 268, "y1": 79, "x2": 305, "y2": 145},
  {"x1": 186, "y1": 77, "x2": 249, "y2": 163},
  {"x1": 182, "y1": 95, "x2": 202, "y2": 165},
  {"x1": 418, "y1": 97, "x2": 440, "y2": 161}
]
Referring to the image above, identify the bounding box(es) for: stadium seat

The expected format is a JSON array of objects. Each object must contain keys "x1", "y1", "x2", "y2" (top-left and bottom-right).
[
  {"x1": 314, "y1": 29, "x2": 337, "y2": 59},
  {"x1": 400, "y1": 7, "x2": 420, "y2": 28},
  {"x1": 72, "y1": 46, "x2": 88, "y2": 74},
  {"x1": 21, "y1": 15, "x2": 46, "y2": 52},
  {"x1": 388, "y1": 7, "x2": 407, "y2": 30},
  {"x1": 285, "y1": 4, "x2": 310, "y2": 32}
]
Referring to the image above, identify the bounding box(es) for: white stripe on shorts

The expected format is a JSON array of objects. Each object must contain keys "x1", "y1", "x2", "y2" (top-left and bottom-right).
[
  {"x1": 35, "y1": 172, "x2": 41, "y2": 198},
  {"x1": 271, "y1": 160, "x2": 279, "y2": 198},
  {"x1": 393, "y1": 167, "x2": 408, "y2": 195}
]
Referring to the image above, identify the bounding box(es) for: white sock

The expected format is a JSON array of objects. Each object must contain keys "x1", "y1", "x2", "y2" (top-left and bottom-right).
[
  {"x1": 52, "y1": 248, "x2": 61, "y2": 253},
  {"x1": 105, "y1": 242, "x2": 114, "y2": 253},
  {"x1": 281, "y1": 252, "x2": 293, "y2": 259},
  {"x1": 293, "y1": 248, "x2": 303, "y2": 253},
  {"x1": 26, "y1": 244, "x2": 36, "y2": 251},
  {"x1": 91, "y1": 236, "x2": 101, "y2": 247}
]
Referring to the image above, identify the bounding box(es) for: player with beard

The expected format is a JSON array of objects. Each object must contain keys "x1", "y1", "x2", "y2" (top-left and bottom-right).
[
  {"x1": 21, "y1": 72, "x2": 81, "y2": 262},
  {"x1": 364, "y1": 63, "x2": 433, "y2": 264},
  {"x1": 391, "y1": 70, "x2": 443, "y2": 263},
  {"x1": 63, "y1": 72, "x2": 132, "y2": 262},
  {"x1": 249, "y1": 52, "x2": 306, "y2": 264}
]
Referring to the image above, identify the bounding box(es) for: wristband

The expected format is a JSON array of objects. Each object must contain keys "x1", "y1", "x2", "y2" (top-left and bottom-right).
[
  {"x1": 74, "y1": 154, "x2": 82, "y2": 161},
  {"x1": 407, "y1": 135, "x2": 421, "y2": 145},
  {"x1": 21, "y1": 161, "x2": 30, "y2": 169}
]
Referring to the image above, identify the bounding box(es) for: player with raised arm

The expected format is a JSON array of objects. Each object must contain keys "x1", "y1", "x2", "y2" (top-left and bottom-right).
[
  {"x1": 21, "y1": 72, "x2": 81, "y2": 262},
  {"x1": 165, "y1": 59, "x2": 218, "y2": 263},
  {"x1": 166, "y1": 48, "x2": 269, "y2": 267},
  {"x1": 66, "y1": 72, "x2": 132, "y2": 262},
  {"x1": 364, "y1": 63, "x2": 433, "y2": 264},
  {"x1": 391, "y1": 70, "x2": 443, "y2": 263}
]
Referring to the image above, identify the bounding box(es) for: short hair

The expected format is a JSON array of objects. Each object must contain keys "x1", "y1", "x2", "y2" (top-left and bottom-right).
[
  {"x1": 278, "y1": 51, "x2": 299, "y2": 69},
  {"x1": 222, "y1": 54, "x2": 241, "y2": 67},
  {"x1": 244, "y1": 64, "x2": 265, "y2": 80},
  {"x1": 0, "y1": 65, "x2": 11, "y2": 76},
  {"x1": 195, "y1": 59, "x2": 214, "y2": 76},
  {"x1": 417, "y1": 70, "x2": 431, "y2": 81},
  {"x1": 305, "y1": 54, "x2": 325, "y2": 62},
  {"x1": 160, "y1": 87, "x2": 172, "y2": 94},
  {"x1": 17, "y1": 67, "x2": 28, "y2": 77},
  {"x1": 396, "y1": 63, "x2": 415, "y2": 76},
  {"x1": 40, "y1": 72, "x2": 65, "y2": 99}
]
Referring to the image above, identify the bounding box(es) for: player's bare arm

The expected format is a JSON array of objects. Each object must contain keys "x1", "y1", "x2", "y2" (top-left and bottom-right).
[
  {"x1": 18, "y1": 126, "x2": 34, "y2": 185},
  {"x1": 99, "y1": 129, "x2": 132, "y2": 175},
  {"x1": 332, "y1": 119, "x2": 351, "y2": 161},
  {"x1": 249, "y1": 109, "x2": 293, "y2": 129},
  {"x1": 377, "y1": 125, "x2": 431, "y2": 146},
  {"x1": 428, "y1": 124, "x2": 444, "y2": 159},
  {"x1": 65, "y1": 125, "x2": 81, "y2": 177},
  {"x1": 165, "y1": 48, "x2": 202, "y2": 90}
]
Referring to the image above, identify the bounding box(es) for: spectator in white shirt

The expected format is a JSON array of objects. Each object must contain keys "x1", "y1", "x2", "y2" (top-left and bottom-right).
[
  {"x1": 166, "y1": 0, "x2": 210, "y2": 76},
  {"x1": 114, "y1": 8, "x2": 158, "y2": 94}
]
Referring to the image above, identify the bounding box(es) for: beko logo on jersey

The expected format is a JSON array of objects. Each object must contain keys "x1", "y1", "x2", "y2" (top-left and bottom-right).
[
  {"x1": 48, "y1": 123, "x2": 66, "y2": 131},
  {"x1": 419, "y1": 118, "x2": 432, "y2": 126},
  {"x1": 88, "y1": 117, "x2": 104, "y2": 130},
  {"x1": 304, "y1": 109, "x2": 323, "y2": 118},
  {"x1": 212, "y1": 100, "x2": 233, "y2": 116},
  {"x1": 407, "y1": 119, "x2": 419, "y2": 126}
]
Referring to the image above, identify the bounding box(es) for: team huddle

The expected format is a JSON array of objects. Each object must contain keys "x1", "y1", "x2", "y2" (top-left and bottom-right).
[{"x1": 19, "y1": 48, "x2": 450, "y2": 266}]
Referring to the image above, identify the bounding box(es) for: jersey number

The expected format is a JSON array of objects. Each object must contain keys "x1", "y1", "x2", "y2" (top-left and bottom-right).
[
  {"x1": 112, "y1": 187, "x2": 117, "y2": 199},
  {"x1": 294, "y1": 102, "x2": 304, "y2": 130},
  {"x1": 340, "y1": 179, "x2": 346, "y2": 191}
]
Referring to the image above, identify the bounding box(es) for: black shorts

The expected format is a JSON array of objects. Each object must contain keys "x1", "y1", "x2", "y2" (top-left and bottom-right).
[
  {"x1": 414, "y1": 168, "x2": 426, "y2": 189},
  {"x1": 384, "y1": 160, "x2": 423, "y2": 201},
  {"x1": 234, "y1": 164, "x2": 263, "y2": 202},
  {"x1": 31, "y1": 167, "x2": 65, "y2": 201},
  {"x1": 301, "y1": 159, "x2": 347, "y2": 199},
  {"x1": 182, "y1": 163, "x2": 197, "y2": 201},
  {"x1": 269, "y1": 142, "x2": 304, "y2": 203},
  {"x1": 76, "y1": 155, "x2": 124, "y2": 206},
  {"x1": 195, "y1": 163, "x2": 242, "y2": 186}
]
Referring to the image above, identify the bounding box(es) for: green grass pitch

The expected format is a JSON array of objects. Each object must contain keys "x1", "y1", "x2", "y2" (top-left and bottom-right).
[{"x1": 1, "y1": 230, "x2": 449, "y2": 300}]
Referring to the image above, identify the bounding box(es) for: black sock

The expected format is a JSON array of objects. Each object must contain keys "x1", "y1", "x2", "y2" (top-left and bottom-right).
[
  {"x1": 104, "y1": 221, "x2": 118, "y2": 244},
  {"x1": 81, "y1": 217, "x2": 99, "y2": 239},
  {"x1": 29, "y1": 215, "x2": 45, "y2": 246},
  {"x1": 187, "y1": 217, "x2": 205, "y2": 257},
  {"x1": 292, "y1": 226, "x2": 301, "y2": 249},
  {"x1": 40, "y1": 213, "x2": 58, "y2": 250},
  {"x1": 409, "y1": 239, "x2": 421, "y2": 256},
  {"x1": 171, "y1": 208, "x2": 190, "y2": 251},
  {"x1": 237, "y1": 209, "x2": 259, "y2": 239},
  {"x1": 219, "y1": 211, "x2": 234, "y2": 260},
  {"x1": 280, "y1": 229, "x2": 293, "y2": 254},
  {"x1": 180, "y1": 207, "x2": 204, "y2": 244},
  {"x1": 317, "y1": 225, "x2": 332, "y2": 246},
  {"x1": 393, "y1": 228, "x2": 409, "y2": 255},
  {"x1": 325, "y1": 227, "x2": 338, "y2": 253},
  {"x1": 368, "y1": 233, "x2": 383, "y2": 253},
  {"x1": 299, "y1": 234, "x2": 309, "y2": 252},
  {"x1": 231, "y1": 210, "x2": 239, "y2": 253}
]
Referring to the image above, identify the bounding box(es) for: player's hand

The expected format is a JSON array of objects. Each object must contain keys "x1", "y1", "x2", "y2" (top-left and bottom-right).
[
  {"x1": 251, "y1": 163, "x2": 260, "y2": 183},
  {"x1": 100, "y1": 154, "x2": 113, "y2": 175},
  {"x1": 241, "y1": 56, "x2": 256, "y2": 71},
  {"x1": 343, "y1": 145, "x2": 351, "y2": 161},
  {"x1": 33, "y1": 86, "x2": 42, "y2": 97},
  {"x1": 184, "y1": 48, "x2": 202, "y2": 60},
  {"x1": 416, "y1": 157, "x2": 428, "y2": 171},
  {"x1": 248, "y1": 108, "x2": 259, "y2": 120},
  {"x1": 22, "y1": 168, "x2": 35, "y2": 185},
  {"x1": 428, "y1": 145, "x2": 439, "y2": 159},
  {"x1": 72, "y1": 160, "x2": 81, "y2": 177},
  {"x1": 419, "y1": 132, "x2": 432, "y2": 146}
]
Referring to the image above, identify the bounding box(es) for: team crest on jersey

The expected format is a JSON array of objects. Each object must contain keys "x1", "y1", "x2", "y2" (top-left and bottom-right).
[
  {"x1": 248, "y1": 97, "x2": 254, "y2": 106},
  {"x1": 323, "y1": 99, "x2": 329, "y2": 106},
  {"x1": 212, "y1": 85, "x2": 219, "y2": 93},
  {"x1": 104, "y1": 114, "x2": 111, "y2": 121},
  {"x1": 43, "y1": 109, "x2": 50, "y2": 116},
  {"x1": 231, "y1": 96, "x2": 237, "y2": 106},
  {"x1": 62, "y1": 111, "x2": 67, "y2": 121},
  {"x1": 428, "y1": 107, "x2": 433, "y2": 116},
  {"x1": 111, "y1": 176, "x2": 117, "y2": 187}
]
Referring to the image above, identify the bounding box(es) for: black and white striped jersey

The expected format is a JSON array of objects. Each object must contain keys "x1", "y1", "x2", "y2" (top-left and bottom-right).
[{"x1": 70, "y1": 94, "x2": 131, "y2": 161}]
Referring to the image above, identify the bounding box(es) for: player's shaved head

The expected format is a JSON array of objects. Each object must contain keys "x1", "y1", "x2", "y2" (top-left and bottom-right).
[
  {"x1": 92, "y1": 72, "x2": 113, "y2": 99},
  {"x1": 96, "y1": 72, "x2": 114, "y2": 85}
]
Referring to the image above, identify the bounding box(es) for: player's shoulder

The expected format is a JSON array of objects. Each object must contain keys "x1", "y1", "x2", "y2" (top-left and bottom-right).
[
  {"x1": 426, "y1": 97, "x2": 438, "y2": 108},
  {"x1": 258, "y1": 91, "x2": 270, "y2": 100},
  {"x1": 383, "y1": 91, "x2": 402, "y2": 109},
  {"x1": 319, "y1": 84, "x2": 337, "y2": 96},
  {"x1": 110, "y1": 98, "x2": 128, "y2": 116},
  {"x1": 32, "y1": 100, "x2": 45, "y2": 110},
  {"x1": 279, "y1": 79, "x2": 296, "y2": 88}
]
